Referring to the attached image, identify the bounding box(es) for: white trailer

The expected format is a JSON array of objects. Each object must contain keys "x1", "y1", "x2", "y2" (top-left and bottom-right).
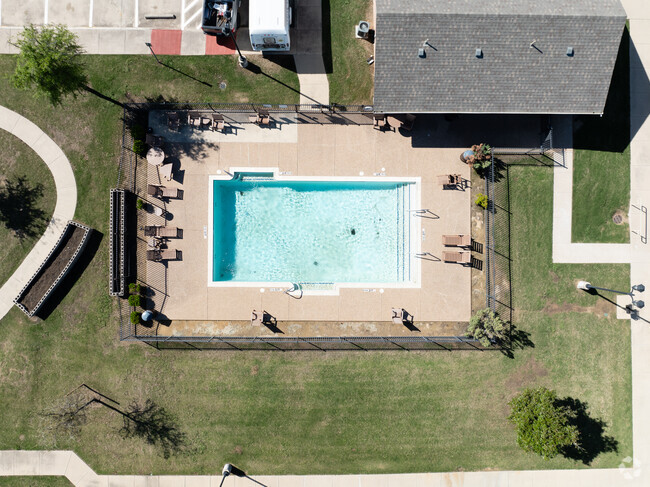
[{"x1": 249, "y1": 0, "x2": 291, "y2": 52}]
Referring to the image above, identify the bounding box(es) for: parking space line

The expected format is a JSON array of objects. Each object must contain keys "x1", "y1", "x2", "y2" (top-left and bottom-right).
[
  {"x1": 134, "y1": 0, "x2": 139, "y2": 27},
  {"x1": 44, "y1": 0, "x2": 48, "y2": 23},
  {"x1": 89, "y1": 0, "x2": 93, "y2": 27},
  {"x1": 183, "y1": 0, "x2": 203, "y2": 30},
  {"x1": 183, "y1": 8, "x2": 202, "y2": 30},
  {"x1": 181, "y1": 0, "x2": 185, "y2": 29},
  {"x1": 0, "y1": 0, "x2": 2, "y2": 26}
]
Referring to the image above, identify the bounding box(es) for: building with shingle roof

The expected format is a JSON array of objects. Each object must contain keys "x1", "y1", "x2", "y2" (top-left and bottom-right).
[{"x1": 373, "y1": 0, "x2": 627, "y2": 114}]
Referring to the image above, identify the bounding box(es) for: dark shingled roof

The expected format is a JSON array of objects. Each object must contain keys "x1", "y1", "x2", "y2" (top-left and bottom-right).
[{"x1": 373, "y1": 0, "x2": 627, "y2": 114}]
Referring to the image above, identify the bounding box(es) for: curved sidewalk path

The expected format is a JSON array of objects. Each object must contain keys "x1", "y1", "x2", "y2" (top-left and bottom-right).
[{"x1": 0, "y1": 106, "x2": 77, "y2": 320}]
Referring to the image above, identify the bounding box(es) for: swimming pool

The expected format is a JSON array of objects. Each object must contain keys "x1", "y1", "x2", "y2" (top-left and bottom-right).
[{"x1": 209, "y1": 172, "x2": 419, "y2": 289}]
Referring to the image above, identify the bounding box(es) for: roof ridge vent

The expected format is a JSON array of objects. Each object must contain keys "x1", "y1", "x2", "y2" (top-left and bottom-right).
[{"x1": 475, "y1": 48, "x2": 483, "y2": 58}]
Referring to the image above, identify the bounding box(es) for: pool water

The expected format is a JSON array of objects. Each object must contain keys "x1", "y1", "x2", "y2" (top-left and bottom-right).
[{"x1": 212, "y1": 177, "x2": 412, "y2": 283}]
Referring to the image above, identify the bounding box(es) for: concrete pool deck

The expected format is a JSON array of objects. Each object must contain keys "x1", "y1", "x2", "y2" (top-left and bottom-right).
[{"x1": 139, "y1": 121, "x2": 472, "y2": 331}]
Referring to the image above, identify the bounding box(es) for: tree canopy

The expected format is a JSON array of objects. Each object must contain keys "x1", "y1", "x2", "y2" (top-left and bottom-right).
[
  {"x1": 465, "y1": 308, "x2": 507, "y2": 347},
  {"x1": 508, "y1": 387, "x2": 579, "y2": 459},
  {"x1": 11, "y1": 24, "x2": 87, "y2": 105}
]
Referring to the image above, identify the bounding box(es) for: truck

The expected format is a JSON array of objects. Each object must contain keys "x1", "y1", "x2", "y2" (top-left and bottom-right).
[
  {"x1": 202, "y1": 0, "x2": 241, "y2": 36},
  {"x1": 249, "y1": 0, "x2": 292, "y2": 52}
]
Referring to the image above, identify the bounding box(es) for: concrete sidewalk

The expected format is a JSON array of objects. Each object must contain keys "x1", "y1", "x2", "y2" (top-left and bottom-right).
[{"x1": 0, "y1": 107, "x2": 77, "y2": 321}]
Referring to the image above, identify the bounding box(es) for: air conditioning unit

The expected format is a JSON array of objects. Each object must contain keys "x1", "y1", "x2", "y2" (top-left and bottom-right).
[{"x1": 355, "y1": 21, "x2": 370, "y2": 39}]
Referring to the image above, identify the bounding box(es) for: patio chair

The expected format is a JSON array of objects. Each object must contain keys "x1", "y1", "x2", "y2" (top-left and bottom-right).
[
  {"x1": 147, "y1": 184, "x2": 160, "y2": 196},
  {"x1": 160, "y1": 186, "x2": 180, "y2": 198},
  {"x1": 159, "y1": 163, "x2": 174, "y2": 181},
  {"x1": 167, "y1": 112, "x2": 180, "y2": 131},
  {"x1": 251, "y1": 309, "x2": 263, "y2": 326},
  {"x1": 391, "y1": 307, "x2": 404, "y2": 324},
  {"x1": 259, "y1": 109, "x2": 270, "y2": 126},
  {"x1": 212, "y1": 113, "x2": 225, "y2": 132},
  {"x1": 187, "y1": 111, "x2": 201, "y2": 128},
  {"x1": 200, "y1": 114, "x2": 212, "y2": 130},
  {"x1": 442, "y1": 250, "x2": 471, "y2": 264},
  {"x1": 157, "y1": 226, "x2": 179, "y2": 238},
  {"x1": 146, "y1": 249, "x2": 180, "y2": 262},
  {"x1": 145, "y1": 133, "x2": 164, "y2": 147},
  {"x1": 437, "y1": 174, "x2": 462, "y2": 188},
  {"x1": 373, "y1": 114, "x2": 387, "y2": 130},
  {"x1": 147, "y1": 236, "x2": 163, "y2": 249},
  {"x1": 442, "y1": 234, "x2": 472, "y2": 247}
]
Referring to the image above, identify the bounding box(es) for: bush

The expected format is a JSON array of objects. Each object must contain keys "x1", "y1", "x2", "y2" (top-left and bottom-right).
[
  {"x1": 465, "y1": 308, "x2": 507, "y2": 347},
  {"x1": 128, "y1": 294, "x2": 141, "y2": 307},
  {"x1": 136, "y1": 199, "x2": 144, "y2": 210},
  {"x1": 475, "y1": 193, "x2": 488, "y2": 209},
  {"x1": 130, "y1": 311, "x2": 141, "y2": 324},
  {"x1": 132, "y1": 139, "x2": 145, "y2": 156},
  {"x1": 128, "y1": 282, "x2": 141, "y2": 295},
  {"x1": 508, "y1": 387, "x2": 579, "y2": 459},
  {"x1": 464, "y1": 143, "x2": 492, "y2": 172}
]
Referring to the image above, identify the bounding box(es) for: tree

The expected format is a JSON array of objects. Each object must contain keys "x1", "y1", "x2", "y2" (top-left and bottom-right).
[
  {"x1": 465, "y1": 308, "x2": 507, "y2": 347},
  {"x1": 508, "y1": 387, "x2": 579, "y2": 459},
  {"x1": 11, "y1": 24, "x2": 87, "y2": 105}
]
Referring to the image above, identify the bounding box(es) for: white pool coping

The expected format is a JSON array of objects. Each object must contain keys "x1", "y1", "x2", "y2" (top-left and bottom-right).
[{"x1": 207, "y1": 167, "x2": 421, "y2": 295}]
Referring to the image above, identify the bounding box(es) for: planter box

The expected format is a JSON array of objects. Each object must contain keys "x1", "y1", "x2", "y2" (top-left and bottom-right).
[{"x1": 14, "y1": 221, "x2": 92, "y2": 317}]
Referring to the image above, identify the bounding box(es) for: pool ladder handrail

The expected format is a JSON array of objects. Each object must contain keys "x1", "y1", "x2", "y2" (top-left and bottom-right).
[{"x1": 285, "y1": 283, "x2": 303, "y2": 299}]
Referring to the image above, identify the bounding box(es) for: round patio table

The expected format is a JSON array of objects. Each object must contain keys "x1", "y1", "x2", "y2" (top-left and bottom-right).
[{"x1": 146, "y1": 147, "x2": 165, "y2": 166}]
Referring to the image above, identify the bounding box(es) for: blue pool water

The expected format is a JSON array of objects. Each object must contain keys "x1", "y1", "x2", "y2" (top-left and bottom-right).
[{"x1": 212, "y1": 176, "x2": 412, "y2": 283}]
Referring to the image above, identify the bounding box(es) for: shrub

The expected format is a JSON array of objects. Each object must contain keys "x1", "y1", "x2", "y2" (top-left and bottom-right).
[
  {"x1": 132, "y1": 139, "x2": 145, "y2": 156},
  {"x1": 128, "y1": 294, "x2": 141, "y2": 307},
  {"x1": 130, "y1": 311, "x2": 141, "y2": 324},
  {"x1": 475, "y1": 193, "x2": 488, "y2": 209},
  {"x1": 136, "y1": 199, "x2": 144, "y2": 210},
  {"x1": 465, "y1": 308, "x2": 507, "y2": 347},
  {"x1": 508, "y1": 387, "x2": 579, "y2": 459},
  {"x1": 128, "y1": 282, "x2": 141, "y2": 295}
]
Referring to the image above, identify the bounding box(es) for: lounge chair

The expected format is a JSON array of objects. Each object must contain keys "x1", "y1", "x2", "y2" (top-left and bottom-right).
[
  {"x1": 144, "y1": 226, "x2": 179, "y2": 238},
  {"x1": 212, "y1": 113, "x2": 225, "y2": 132},
  {"x1": 145, "y1": 133, "x2": 164, "y2": 147},
  {"x1": 442, "y1": 234, "x2": 472, "y2": 247},
  {"x1": 146, "y1": 249, "x2": 180, "y2": 261},
  {"x1": 259, "y1": 110, "x2": 270, "y2": 126},
  {"x1": 147, "y1": 184, "x2": 180, "y2": 199},
  {"x1": 167, "y1": 112, "x2": 180, "y2": 131},
  {"x1": 442, "y1": 251, "x2": 471, "y2": 264},
  {"x1": 391, "y1": 308, "x2": 404, "y2": 324}
]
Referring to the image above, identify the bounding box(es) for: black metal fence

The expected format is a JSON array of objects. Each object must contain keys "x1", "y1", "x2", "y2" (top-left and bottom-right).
[{"x1": 115, "y1": 103, "x2": 485, "y2": 350}]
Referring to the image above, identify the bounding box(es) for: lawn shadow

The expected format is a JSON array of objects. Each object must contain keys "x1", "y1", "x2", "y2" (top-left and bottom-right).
[
  {"x1": 36, "y1": 230, "x2": 103, "y2": 320},
  {"x1": 119, "y1": 399, "x2": 187, "y2": 459},
  {"x1": 322, "y1": 0, "x2": 333, "y2": 73},
  {"x1": 557, "y1": 397, "x2": 618, "y2": 464},
  {"x1": 245, "y1": 59, "x2": 321, "y2": 105},
  {"x1": 500, "y1": 324, "x2": 535, "y2": 359},
  {"x1": 0, "y1": 176, "x2": 47, "y2": 240}
]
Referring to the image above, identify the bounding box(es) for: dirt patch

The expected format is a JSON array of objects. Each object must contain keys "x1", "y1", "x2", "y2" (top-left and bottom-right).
[
  {"x1": 504, "y1": 356, "x2": 549, "y2": 395},
  {"x1": 250, "y1": 365, "x2": 259, "y2": 375},
  {"x1": 542, "y1": 298, "x2": 612, "y2": 316},
  {"x1": 18, "y1": 225, "x2": 86, "y2": 313},
  {"x1": 549, "y1": 271, "x2": 560, "y2": 283},
  {"x1": 233, "y1": 445, "x2": 243, "y2": 455}
]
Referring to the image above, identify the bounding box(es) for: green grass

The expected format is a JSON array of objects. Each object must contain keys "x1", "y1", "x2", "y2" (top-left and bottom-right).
[
  {"x1": 0, "y1": 55, "x2": 632, "y2": 476},
  {"x1": 0, "y1": 133, "x2": 56, "y2": 286},
  {"x1": 325, "y1": 0, "x2": 374, "y2": 105},
  {"x1": 0, "y1": 478, "x2": 72, "y2": 487},
  {"x1": 572, "y1": 28, "x2": 630, "y2": 243}
]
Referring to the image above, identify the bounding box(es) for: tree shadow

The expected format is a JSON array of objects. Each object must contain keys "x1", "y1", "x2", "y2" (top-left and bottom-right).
[
  {"x1": 0, "y1": 176, "x2": 47, "y2": 240},
  {"x1": 556, "y1": 397, "x2": 618, "y2": 464},
  {"x1": 119, "y1": 399, "x2": 187, "y2": 459},
  {"x1": 500, "y1": 324, "x2": 535, "y2": 359}
]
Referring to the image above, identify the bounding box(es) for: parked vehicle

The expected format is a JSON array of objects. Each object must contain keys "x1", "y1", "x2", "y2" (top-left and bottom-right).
[
  {"x1": 249, "y1": 0, "x2": 292, "y2": 51},
  {"x1": 202, "y1": 0, "x2": 241, "y2": 36}
]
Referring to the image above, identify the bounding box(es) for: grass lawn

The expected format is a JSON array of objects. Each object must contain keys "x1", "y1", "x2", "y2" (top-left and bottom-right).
[
  {"x1": 572, "y1": 28, "x2": 630, "y2": 243},
  {"x1": 0, "y1": 478, "x2": 72, "y2": 487},
  {"x1": 0, "y1": 132, "x2": 56, "y2": 286},
  {"x1": 325, "y1": 0, "x2": 374, "y2": 105},
  {"x1": 0, "y1": 55, "x2": 631, "y2": 476}
]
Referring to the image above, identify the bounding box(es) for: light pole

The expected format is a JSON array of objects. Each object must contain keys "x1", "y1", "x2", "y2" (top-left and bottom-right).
[
  {"x1": 225, "y1": 28, "x2": 248, "y2": 68},
  {"x1": 220, "y1": 463, "x2": 266, "y2": 487},
  {"x1": 577, "y1": 281, "x2": 645, "y2": 309},
  {"x1": 144, "y1": 42, "x2": 162, "y2": 64}
]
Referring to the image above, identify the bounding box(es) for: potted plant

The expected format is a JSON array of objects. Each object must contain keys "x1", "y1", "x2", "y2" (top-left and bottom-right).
[
  {"x1": 461, "y1": 143, "x2": 492, "y2": 172},
  {"x1": 475, "y1": 193, "x2": 488, "y2": 209}
]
